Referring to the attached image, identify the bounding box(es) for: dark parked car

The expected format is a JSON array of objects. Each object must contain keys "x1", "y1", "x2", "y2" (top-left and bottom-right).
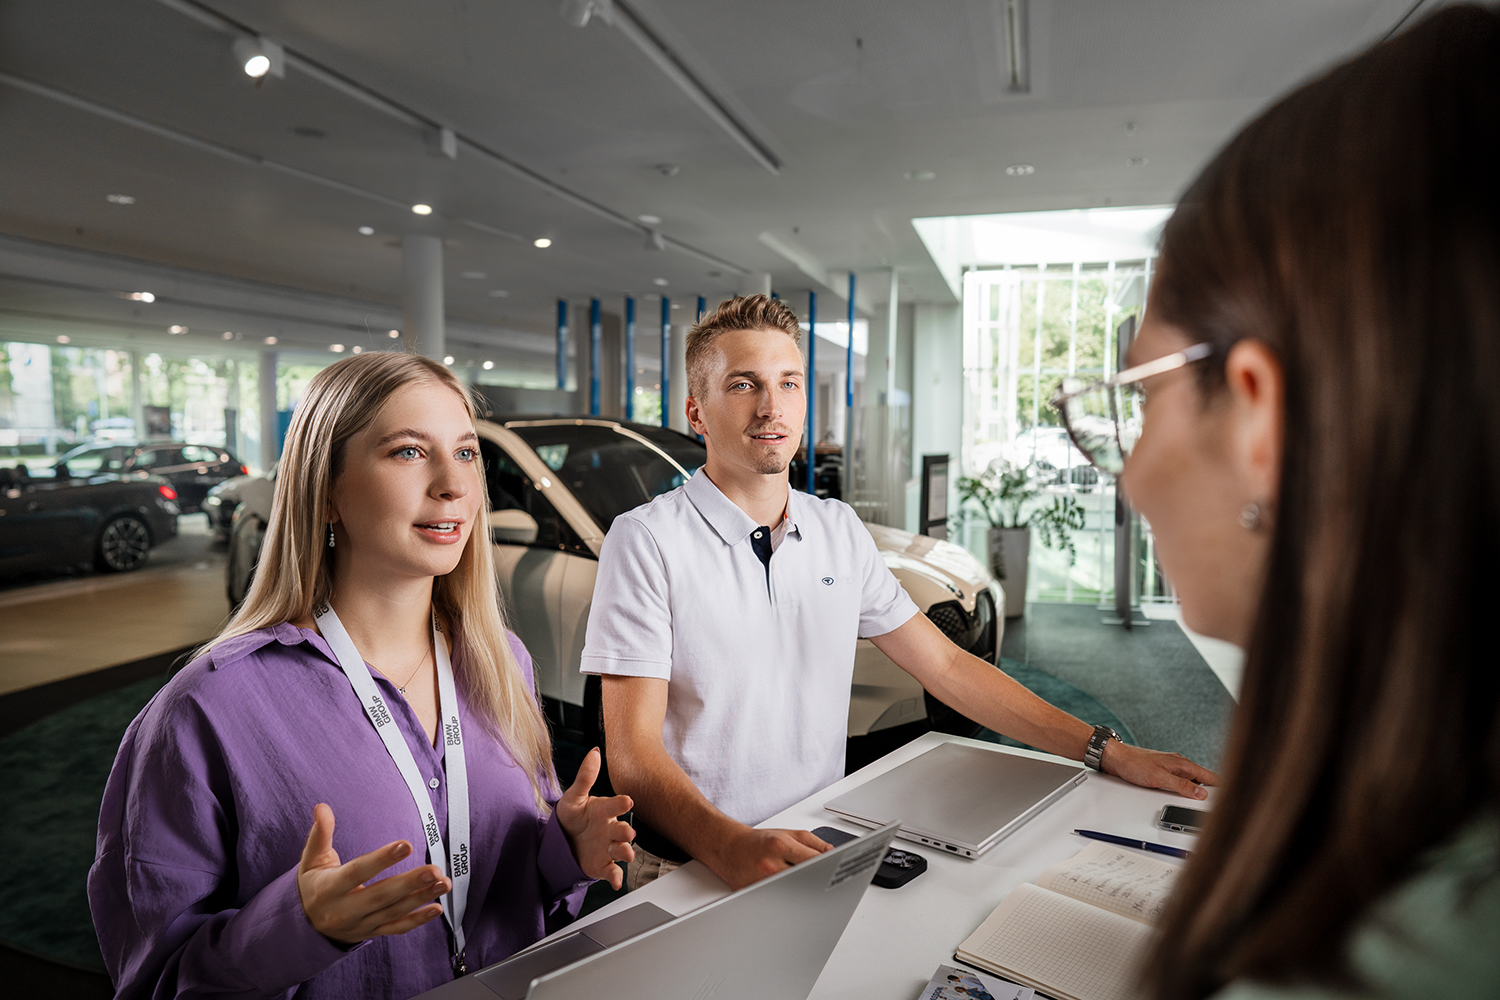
[
  {"x1": 0, "y1": 465, "x2": 180, "y2": 575},
  {"x1": 54, "y1": 442, "x2": 247, "y2": 514}
]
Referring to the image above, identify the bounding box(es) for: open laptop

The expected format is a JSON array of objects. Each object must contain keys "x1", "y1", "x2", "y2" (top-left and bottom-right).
[
  {"x1": 415, "y1": 820, "x2": 900, "y2": 1000},
  {"x1": 823, "y1": 742, "x2": 1087, "y2": 858}
]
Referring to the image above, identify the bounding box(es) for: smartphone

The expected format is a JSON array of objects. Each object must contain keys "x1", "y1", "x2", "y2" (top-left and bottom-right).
[
  {"x1": 812, "y1": 826, "x2": 927, "y2": 888},
  {"x1": 1158, "y1": 805, "x2": 1209, "y2": 834}
]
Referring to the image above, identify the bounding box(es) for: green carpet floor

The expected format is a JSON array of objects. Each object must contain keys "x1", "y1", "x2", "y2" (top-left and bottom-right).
[
  {"x1": 0, "y1": 676, "x2": 165, "y2": 972},
  {"x1": 973, "y1": 656, "x2": 1135, "y2": 750},
  {"x1": 0, "y1": 656, "x2": 1138, "y2": 972}
]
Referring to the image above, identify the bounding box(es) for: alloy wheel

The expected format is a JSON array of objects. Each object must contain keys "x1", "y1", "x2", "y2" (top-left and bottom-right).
[{"x1": 99, "y1": 515, "x2": 151, "y2": 572}]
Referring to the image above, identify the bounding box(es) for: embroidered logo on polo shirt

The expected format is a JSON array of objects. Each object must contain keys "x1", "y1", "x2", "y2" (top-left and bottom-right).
[{"x1": 822, "y1": 576, "x2": 834, "y2": 586}]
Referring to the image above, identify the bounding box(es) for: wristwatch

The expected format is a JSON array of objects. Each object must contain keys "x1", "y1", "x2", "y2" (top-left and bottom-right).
[{"x1": 1084, "y1": 725, "x2": 1120, "y2": 771}]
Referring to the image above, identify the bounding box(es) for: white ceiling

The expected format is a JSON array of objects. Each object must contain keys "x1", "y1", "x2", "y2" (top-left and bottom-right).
[{"x1": 0, "y1": 0, "x2": 1432, "y2": 356}]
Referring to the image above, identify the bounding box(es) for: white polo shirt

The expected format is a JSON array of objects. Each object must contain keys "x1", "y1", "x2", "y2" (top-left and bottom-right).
[{"x1": 581, "y1": 469, "x2": 919, "y2": 826}]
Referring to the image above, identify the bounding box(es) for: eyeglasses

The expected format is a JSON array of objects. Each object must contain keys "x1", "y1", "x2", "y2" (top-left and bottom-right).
[{"x1": 1051, "y1": 342, "x2": 1213, "y2": 475}]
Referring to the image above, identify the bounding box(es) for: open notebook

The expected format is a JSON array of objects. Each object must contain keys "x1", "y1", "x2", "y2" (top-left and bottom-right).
[{"x1": 955, "y1": 841, "x2": 1182, "y2": 1000}]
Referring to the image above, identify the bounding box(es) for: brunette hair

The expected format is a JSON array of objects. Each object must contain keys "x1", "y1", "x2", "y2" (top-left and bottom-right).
[
  {"x1": 685, "y1": 294, "x2": 803, "y2": 398},
  {"x1": 1146, "y1": 7, "x2": 1500, "y2": 997},
  {"x1": 203, "y1": 351, "x2": 557, "y2": 810}
]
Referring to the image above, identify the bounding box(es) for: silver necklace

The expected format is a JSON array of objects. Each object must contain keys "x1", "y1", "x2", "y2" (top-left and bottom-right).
[{"x1": 385, "y1": 642, "x2": 431, "y2": 694}]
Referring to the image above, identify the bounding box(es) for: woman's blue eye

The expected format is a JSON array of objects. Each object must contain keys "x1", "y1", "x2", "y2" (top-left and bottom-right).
[
  {"x1": 456, "y1": 448, "x2": 476, "y2": 461},
  {"x1": 395, "y1": 446, "x2": 421, "y2": 459}
]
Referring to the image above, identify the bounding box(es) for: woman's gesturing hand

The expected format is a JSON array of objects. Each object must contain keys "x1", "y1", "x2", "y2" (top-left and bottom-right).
[
  {"x1": 296, "y1": 803, "x2": 451, "y2": 946},
  {"x1": 555, "y1": 748, "x2": 636, "y2": 890}
]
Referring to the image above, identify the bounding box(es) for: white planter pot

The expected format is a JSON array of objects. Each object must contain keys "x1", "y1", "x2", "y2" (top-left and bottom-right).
[{"x1": 988, "y1": 526, "x2": 1031, "y2": 619}]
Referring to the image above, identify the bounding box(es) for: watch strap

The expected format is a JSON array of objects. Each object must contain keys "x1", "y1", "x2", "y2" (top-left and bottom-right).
[{"x1": 1085, "y1": 724, "x2": 1120, "y2": 771}]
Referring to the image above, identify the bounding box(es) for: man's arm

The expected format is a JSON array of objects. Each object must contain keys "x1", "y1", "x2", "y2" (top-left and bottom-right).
[
  {"x1": 870, "y1": 613, "x2": 1216, "y2": 798},
  {"x1": 601, "y1": 675, "x2": 830, "y2": 890}
]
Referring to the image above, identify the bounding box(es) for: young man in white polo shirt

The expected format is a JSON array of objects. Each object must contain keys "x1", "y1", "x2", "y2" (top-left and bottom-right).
[{"x1": 582, "y1": 295, "x2": 1216, "y2": 891}]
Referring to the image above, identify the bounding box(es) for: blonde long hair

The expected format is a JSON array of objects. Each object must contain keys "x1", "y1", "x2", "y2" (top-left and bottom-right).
[{"x1": 206, "y1": 351, "x2": 556, "y2": 809}]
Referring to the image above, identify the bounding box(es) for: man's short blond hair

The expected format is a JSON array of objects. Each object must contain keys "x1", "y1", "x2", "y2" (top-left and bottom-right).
[{"x1": 685, "y1": 295, "x2": 803, "y2": 399}]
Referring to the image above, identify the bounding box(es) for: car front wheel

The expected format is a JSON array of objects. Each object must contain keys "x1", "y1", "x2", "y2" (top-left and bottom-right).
[{"x1": 96, "y1": 514, "x2": 152, "y2": 572}]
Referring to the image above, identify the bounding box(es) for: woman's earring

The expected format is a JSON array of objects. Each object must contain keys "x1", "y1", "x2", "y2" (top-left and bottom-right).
[
  {"x1": 1238, "y1": 502, "x2": 1261, "y2": 531},
  {"x1": 327, "y1": 524, "x2": 336, "y2": 549}
]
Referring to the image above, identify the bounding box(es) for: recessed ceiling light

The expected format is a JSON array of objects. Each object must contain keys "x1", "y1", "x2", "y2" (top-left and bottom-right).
[
  {"x1": 388, "y1": 329, "x2": 400, "y2": 338},
  {"x1": 638, "y1": 214, "x2": 662, "y2": 225},
  {"x1": 264, "y1": 336, "x2": 278, "y2": 345},
  {"x1": 488, "y1": 289, "x2": 509, "y2": 298},
  {"x1": 1005, "y1": 164, "x2": 1035, "y2": 176},
  {"x1": 222, "y1": 332, "x2": 234, "y2": 340},
  {"x1": 330, "y1": 343, "x2": 345, "y2": 352},
  {"x1": 443, "y1": 355, "x2": 455, "y2": 365},
  {"x1": 461, "y1": 271, "x2": 486, "y2": 280},
  {"x1": 411, "y1": 203, "x2": 433, "y2": 215},
  {"x1": 106, "y1": 194, "x2": 135, "y2": 205},
  {"x1": 655, "y1": 164, "x2": 680, "y2": 177},
  {"x1": 1128, "y1": 156, "x2": 1149, "y2": 167},
  {"x1": 129, "y1": 291, "x2": 155, "y2": 303},
  {"x1": 903, "y1": 170, "x2": 937, "y2": 182},
  {"x1": 671, "y1": 303, "x2": 681, "y2": 310},
  {"x1": 483, "y1": 360, "x2": 494, "y2": 370},
  {"x1": 358, "y1": 226, "x2": 375, "y2": 236},
  {"x1": 56, "y1": 335, "x2": 71, "y2": 344},
  {"x1": 533, "y1": 238, "x2": 552, "y2": 248},
  {"x1": 232, "y1": 36, "x2": 282, "y2": 79},
  {"x1": 352, "y1": 345, "x2": 363, "y2": 354},
  {"x1": 653, "y1": 278, "x2": 669, "y2": 286},
  {"x1": 169, "y1": 325, "x2": 187, "y2": 335}
]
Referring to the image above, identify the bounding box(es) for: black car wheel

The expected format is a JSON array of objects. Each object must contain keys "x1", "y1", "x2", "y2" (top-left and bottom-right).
[{"x1": 96, "y1": 514, "x2": 152, "y2": 572}]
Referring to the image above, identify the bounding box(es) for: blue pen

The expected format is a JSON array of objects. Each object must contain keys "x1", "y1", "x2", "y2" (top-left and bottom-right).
[{"x1": 1074, "y1": 829, "x2": 1191, "y2": 859}]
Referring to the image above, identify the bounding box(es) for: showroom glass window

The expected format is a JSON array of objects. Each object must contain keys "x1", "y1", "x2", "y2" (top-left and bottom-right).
[{"x1": 961, "y1": 263, "x2": 1175, "y2": 605}]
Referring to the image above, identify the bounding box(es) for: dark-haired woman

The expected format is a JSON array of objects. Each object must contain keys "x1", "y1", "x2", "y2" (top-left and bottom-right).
[{"x1": 1055, "y1": 5, "x2": 1500, "y2": 998}]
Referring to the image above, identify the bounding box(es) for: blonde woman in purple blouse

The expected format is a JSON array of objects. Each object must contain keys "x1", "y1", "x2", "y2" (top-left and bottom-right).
[{"x1": 89, "y1": 352, "x2": 636, "y2": 999}]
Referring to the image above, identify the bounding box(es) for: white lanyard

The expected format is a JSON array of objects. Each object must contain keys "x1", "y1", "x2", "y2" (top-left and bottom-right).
[{"x1": 314, "y1": 603, "x2": 472, "y2": 974}]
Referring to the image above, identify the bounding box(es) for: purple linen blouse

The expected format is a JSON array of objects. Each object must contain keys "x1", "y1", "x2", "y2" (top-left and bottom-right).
[{"x1": 89, "y1": 623, "x2": 592, "y2": 1000}]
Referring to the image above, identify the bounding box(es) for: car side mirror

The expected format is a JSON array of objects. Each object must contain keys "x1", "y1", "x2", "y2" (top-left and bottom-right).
[{"x1": 489, "y1": 508, "x2": 538, "y2": 545}]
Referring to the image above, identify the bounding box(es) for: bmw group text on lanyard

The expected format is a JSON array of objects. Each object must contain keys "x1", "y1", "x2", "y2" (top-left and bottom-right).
[{"x1": 314, "y1": 602, "x2": 472, "y2": 976}]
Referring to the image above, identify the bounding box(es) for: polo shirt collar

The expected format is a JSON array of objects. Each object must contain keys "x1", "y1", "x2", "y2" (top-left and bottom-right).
[{"x1": 685, "y1": 468, "x2": 804, "y2": 545}]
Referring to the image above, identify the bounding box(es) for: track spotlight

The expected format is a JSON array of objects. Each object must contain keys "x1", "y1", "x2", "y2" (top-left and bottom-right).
[{"x1": 232, "y1": 36, "x2": 285, "y2": 80}]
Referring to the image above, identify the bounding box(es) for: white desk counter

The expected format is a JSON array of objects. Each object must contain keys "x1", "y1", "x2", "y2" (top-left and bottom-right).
[{"x1": 566, "y1": 733, "x2": 1200, "y2": 999}]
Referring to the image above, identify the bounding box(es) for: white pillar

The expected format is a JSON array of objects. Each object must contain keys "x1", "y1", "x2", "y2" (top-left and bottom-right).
[
  {"x1": 129, "y1": 349, "x2": 144, "y2": 439},
  {"x1": 402, "y1": 234, "x2": 445, "y2": 359},
  {"x1": 738, "y1": 271, "x2": 772, "y2": 297},
  {"x1": 226, "y1": 359, "x2": 241, "y2": 454},
  {"x1": 259, "y1": 350, "x2": 279, "y2": 472},
  {"x1": 886, "y1": 268, "x2": 899, "y2": 403},
  {"x1": 669, "y1": 323, "x2": 690, "y2": 433}
]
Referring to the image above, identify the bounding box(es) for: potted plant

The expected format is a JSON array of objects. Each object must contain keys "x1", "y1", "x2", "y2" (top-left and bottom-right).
[{"x1": 958, "y1": 462, "x2": 1086, "y2": 618}]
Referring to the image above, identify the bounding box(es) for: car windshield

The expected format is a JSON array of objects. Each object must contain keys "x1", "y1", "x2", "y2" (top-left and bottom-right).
[{"x1": 507, "y1": 422, "x2": 704, "y2": 532}]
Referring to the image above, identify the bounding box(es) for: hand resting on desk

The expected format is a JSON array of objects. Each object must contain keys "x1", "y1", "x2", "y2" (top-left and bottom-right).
[{"x1": 1097, "y1": 740, "x2": 1214, "y2": 800}]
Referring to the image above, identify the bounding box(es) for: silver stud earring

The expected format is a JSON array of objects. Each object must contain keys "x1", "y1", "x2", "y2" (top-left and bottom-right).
[
  {"x1": 327, "y1": 524, "x2": 336, "y2": 548},
  {"x1": 1238, "y1": 502, "x2": 1261, "y2": 531}
]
